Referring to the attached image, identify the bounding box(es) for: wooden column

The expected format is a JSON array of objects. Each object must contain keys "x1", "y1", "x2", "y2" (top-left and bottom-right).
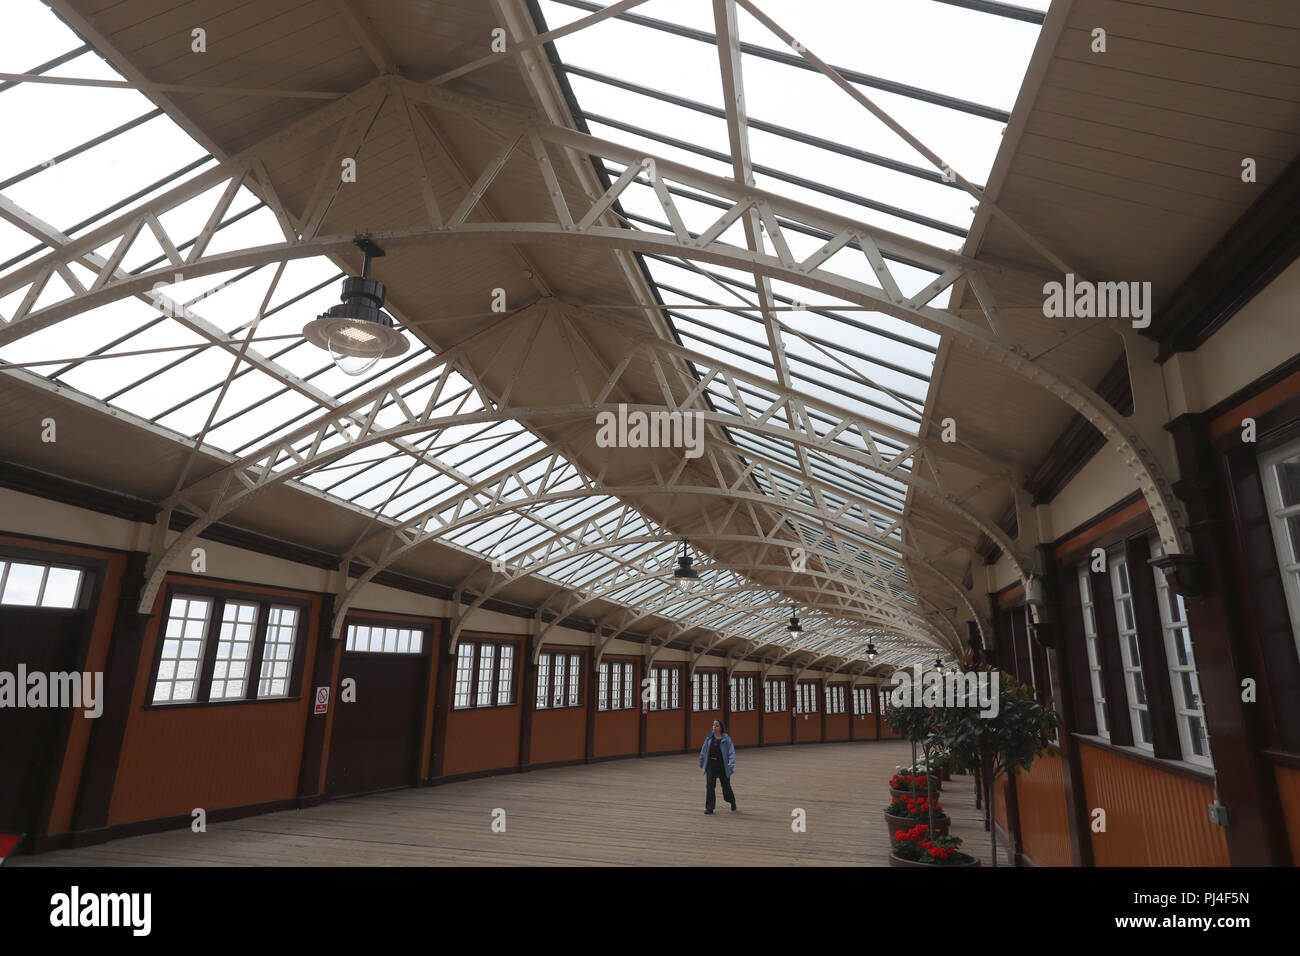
[
  {"x1": 1046, "y1": 545, "x2": 1095, "y2": 867},
  {"x1": 429, "y1": 623, "x2": 454, "y2": 779},
  {"x1": 818, "y1": 681, "x2": 827, "y2": 742},
  {"x1": 585, "y1": 649, "x2": 597, "y2": 763},
  {"x1": 1166, "y1": 412, "x2": 1291, "y2": 865},
  {"x1": 519, "y1": 644, "x2": 537, "y2": 768}
]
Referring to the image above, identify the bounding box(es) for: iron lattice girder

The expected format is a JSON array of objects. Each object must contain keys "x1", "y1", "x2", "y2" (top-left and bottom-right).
[{"x1": 0, "y1": 74, "x2": 1189, "y2": 621}]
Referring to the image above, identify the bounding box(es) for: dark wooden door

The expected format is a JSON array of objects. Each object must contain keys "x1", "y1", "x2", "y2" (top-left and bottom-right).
[
  {"x1": 0, "y1": 609, "x2": 84, "y2": 834},
  {"x1": 325, "y1": 650, "x2": 428, "y2": 796}
]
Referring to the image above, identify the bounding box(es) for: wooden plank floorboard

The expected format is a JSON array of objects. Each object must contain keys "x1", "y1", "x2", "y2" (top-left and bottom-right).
[{"x1": 14, "y1": 741, "x2": 993, "y2": 866}]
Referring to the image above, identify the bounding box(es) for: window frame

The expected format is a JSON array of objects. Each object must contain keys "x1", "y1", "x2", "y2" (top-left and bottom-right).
[
  {"x1": 1076, "y1": 565, "x2": 1110, "y2": 739},
  {"x1": 692, "y1": 668, "x2": 722, "y2": 712},
  {"x1": 795, "y1": 681, "x2": 819, "y2": 714},
  {"x1": 1109, "y1": 555, "x2": 1154, "y2": 751},
  {"x1": 597, "y1": 658, "x2": 637, "y2": 712},
  {"x1": 729, "y1": 673, "x2": 756, "y2": 713},
  {"x1": 451, "y1": 636, "x2": 520, "y2": 710},
  {"x1": 853, "y1": 686, "x2": 873, "y2": 716},
  {"x1": 0, "y1": 544, "x2": 101, "y2": 615},
  {"x1": 763, "y1": 677, "x2": 788, "y2": 713},
  {"x1": 1260, "y1": 437, "x2": 1300, "y2": 660},
  {"x1": 145, "y1": 582, "x2": 310, "y2": 709},
  {"x1": 1149, "y1": 536, "x2": 1211, "y2": 766},
  {"x1": 648, "y1": 663, "x2": 682, "y2": 711},
  {"x1": 343, "y1": 617, "x2": 427, "y2": 656},
  {"x1": 536, "y1": 648, "x2": 585, "y2": 710}
]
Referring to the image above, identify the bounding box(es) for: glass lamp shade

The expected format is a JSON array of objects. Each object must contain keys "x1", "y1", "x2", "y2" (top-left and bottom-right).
[{"x1": 303, "y1": 274, "x2": 408, "y2": 376}]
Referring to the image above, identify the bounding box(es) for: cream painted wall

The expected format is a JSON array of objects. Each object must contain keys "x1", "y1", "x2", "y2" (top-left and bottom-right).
[
  {"x1": 0, "y1": 486, "x2": 767, "y2": 669},
  {"x1": 1166, "y1": 256, "x2": 1300, "y2": 414}
]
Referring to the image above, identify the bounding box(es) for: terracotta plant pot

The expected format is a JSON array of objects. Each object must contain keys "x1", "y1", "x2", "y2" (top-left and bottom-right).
[
  {"x1": 888, "y1": 851, "x2": 981, "y2": 868},
  {"x1": 884, "y1": 811, "x2": 950, "y2": 836}
]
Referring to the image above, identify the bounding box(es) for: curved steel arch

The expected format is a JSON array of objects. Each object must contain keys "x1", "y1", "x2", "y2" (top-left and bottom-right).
[
  {"x1": 1, "y1": 218, "x2": 1187, "y2": 562},
  {"x1": 442, "y1": 530, "x2": 981, "y2": 655}
]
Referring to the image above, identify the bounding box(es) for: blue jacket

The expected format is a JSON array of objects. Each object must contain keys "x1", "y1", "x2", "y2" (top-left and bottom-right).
[{"x1": 699, "y1": 732, "x2": 736, "y2": 777}]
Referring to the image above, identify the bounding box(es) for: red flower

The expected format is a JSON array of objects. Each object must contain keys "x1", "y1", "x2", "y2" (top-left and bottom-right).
[
  {"x1": 894, "y1": 829, "x2": 905, "y2": 841},
  {"x1": 929, "y1": 847, "x2": 943, "y2": 858}
]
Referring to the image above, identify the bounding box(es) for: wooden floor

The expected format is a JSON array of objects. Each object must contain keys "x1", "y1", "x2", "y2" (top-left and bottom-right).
[{"x1": 15, "y1": 741, "x2": 990, "y2": 866}]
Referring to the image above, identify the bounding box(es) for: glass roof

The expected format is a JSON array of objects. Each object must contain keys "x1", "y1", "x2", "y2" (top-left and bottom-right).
[{"x1": 0, "y1": 0, "x2": 1047, "y2": 664}]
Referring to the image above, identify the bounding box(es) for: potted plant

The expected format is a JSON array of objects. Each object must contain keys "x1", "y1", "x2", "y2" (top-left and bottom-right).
[
  {"x1": 934, "y1": 668, "x2": 1059, "y2": 867},
  {"x1": 883, "y1": 791, "x2": 950, "y2": 836},
  {"x1": 888, "y1": 823, "x2": 979, "y2": 867},
  {"x1": 883, "y1": 699, "x2": 936, "y2": 788},
  {"x1": 888, "y1": 771, "x2": 941, "y2": 800}
]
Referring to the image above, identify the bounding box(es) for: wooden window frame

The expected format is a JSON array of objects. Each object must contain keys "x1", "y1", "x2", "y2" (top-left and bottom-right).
[
  {"x1": 144, "y1": 583, "x2": 310, "y2": 710},
  {"x1": 597, "y1": 659, "x2": 636, "y2": 712},
  {"x1": 536, "y1": 649, "x2": 584, "y2": 710},
  {"x1": 729, "y1": 673, "x2": 756, "y2": 712},
  {"x1": 648, "y1": 664, "x2": 682, "y2": 711},
  {"x1": 692, "y1": 669, "x2": 721, "y2": 711},
  {"x1": 764, "y1": 678, "x2": 788, "y2": 713},
  {"x1": 451, "y1": 637, "x2": 519, "y2": 710}
]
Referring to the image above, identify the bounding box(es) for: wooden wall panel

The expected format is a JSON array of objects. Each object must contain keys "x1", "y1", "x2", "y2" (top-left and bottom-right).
[
  {"x1": 645, "y1": 709, "x2": 685, "y2": 754},
  {"x1": 728, "y1": 709, "x2": 758, "y2": 747},
  {"x1": 825, "y1": 713, "x2": 849, "y2": 742},
  {"x1": 1274, "y1": 764, "x2": 1300, "y2": 863},
  {"x1": 1013, "y1": 752, "x2": 1073, "y2": 867},
  {"x1": 594, "y1": 708, "x2": 639, "y2": 757},
  {"x1": 795, "y1": 712, "x2": 821, "y2": 742},
  {"x1": 443, "y1": 705, "x2": 523, "y2": 775},
  {"x1": 765, "y1": 714, "x2": 791, "y2": 744},
  {"x1": 1079, "y1": 741, "x2": 1229, "y2": 866},
  {"x1": 108, "y1": 580, "x2": 320, "y2": 824},
  {"x1": 528, "y1": 706, "x2": 585, "y2": 765}
]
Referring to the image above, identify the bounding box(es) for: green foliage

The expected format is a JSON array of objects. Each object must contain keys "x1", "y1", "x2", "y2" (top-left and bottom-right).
[
  {"x1": 882, "y1": 698, "x2": 935, "y2": 742},
  {"x1": 934, "y1": 668, "x2": 1059, "y2": 783}
]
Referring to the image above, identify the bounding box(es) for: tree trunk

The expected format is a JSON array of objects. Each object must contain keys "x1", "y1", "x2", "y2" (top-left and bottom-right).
[{"x1": 983, "y1": 752, "x2": 997, "y2": 868}]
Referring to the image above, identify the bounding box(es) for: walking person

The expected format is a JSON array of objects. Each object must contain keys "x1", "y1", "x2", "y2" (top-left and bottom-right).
[{"x1": 699, "y1": 719, "x2": 737, "y2": 814}]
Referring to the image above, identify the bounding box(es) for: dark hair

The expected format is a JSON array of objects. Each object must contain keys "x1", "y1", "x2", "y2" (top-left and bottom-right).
[{"x1": 713, "y1": 719, "x2": 726, "y2": 734}]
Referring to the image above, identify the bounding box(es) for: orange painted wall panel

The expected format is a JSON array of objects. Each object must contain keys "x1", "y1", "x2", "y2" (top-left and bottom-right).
[
  {"x1": 825, "y1": 713, "x2": 849, "y2": 742},
  {"x1": 729, "y1": 709, "x2": 758, "y2": 747},
  {"x1": 765, "y1": 715, "x2": 792, "y2": 744},
  {"x1": 646, "y1": 708, "x2": 685, "y2": 753},
  {"x1": 1013, "y1": 752, "x2": 1073, "y2": 867},
  {"x1": 594, "y1": 708, "x2": 639, "y2": 757},
  {"x1": 529, "y1": 706, "x2": 586, "y2": 765},
  {"x1": 109, "y1": 578, "x2": 320, "y2": 824},
  {"x1": 795, "y1": 713, "x2": 821, "y2": 742},
  {"x1": 1274, "y1": 764, "x2": 1300, "y2": 864},
  {"x1": 1079, "y1": 741, "x2": 1229, "y2": 866},
  {"x1": 444, "y1": 704, "x2": 522, "y2": 774}
]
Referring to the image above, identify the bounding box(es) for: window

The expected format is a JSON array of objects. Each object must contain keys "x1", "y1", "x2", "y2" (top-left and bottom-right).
[
  {"x1": 453, "y1": 639, "x2": 517, "y2": 709},
  {"x1": 209, "y1": 601, "x2": 257, "y2": 701},
  {"x1": 258, "y1": 606, "x2": 299, "y2": 698},
  {"x1": 1261, "y1": 440, "x2": 1300, "y2": 656},
  {"x1": 826, "y1": 685, "x2": 846, "y2": 714},
  {"x1": 1150, "y1": 537, "x2": 1210, "y2": 764},
  {"x1": 151, "y1": 592, "x2": 304, "y2": 705},
  {"x1": 878, "y1": 689, "x2": 890, "y2": 712},
  {"x1": 153, "y1": 596, "x2": 211, "y2": 704},
  {"x1": 796, "y1": 683, "x2": 819, "y2": 714},
  {"x1": 853, "y1": 687, "x2": 873, "y2": 716},
  {"x1": 692, "y1": 670, "x2": 721, "y2": 711},
  {"x1": 345, "y1": 624, "x2": 423, "y2": 653},
  {"x1": 1110, "y1": 556, "x2": 1153, "y2": 749},
  {"x1": 598, "y1": 660, "x2": 635, "y2": 711},
  {"x1": 537, "y1": 651, "x2": 583, "y2": 709},
  {"x1": 0, "y1": 559, "x2": 83, "y2": 608},
  {"x1": 648, "y1": 665, "x2": 681, "y2": 711},
  {"x1": 764, "y1": 678, "x2": 788, "y2": 713},
  {"x1": 1077, "y1": 567, "x2": 1109, "y2": 738},
  {"x1": 730, "y1": 674, "x2": 755, "y2": 712}
]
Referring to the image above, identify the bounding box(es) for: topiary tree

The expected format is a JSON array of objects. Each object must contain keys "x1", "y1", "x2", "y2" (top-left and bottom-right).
[
  {"x1": 883, "y1": 696, "x2": 936, "y2": 790},
  {"x1": 934, "y1": 667, "x2": 1059, "y2": 866}
]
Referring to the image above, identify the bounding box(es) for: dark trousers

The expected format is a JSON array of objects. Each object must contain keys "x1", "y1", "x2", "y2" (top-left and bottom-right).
[{"x1": 705, "y1": 763, "x2": 735, "y2": 810}]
